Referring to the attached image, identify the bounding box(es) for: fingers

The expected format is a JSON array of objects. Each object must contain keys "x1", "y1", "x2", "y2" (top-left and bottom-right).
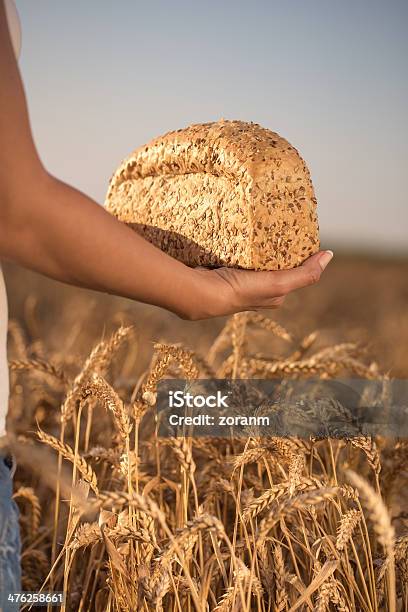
[
  {"x1": 195, "y1": 250, "x2": 333, "y2": 317},
  {"x1": 274, "y1": 250, "x2": 333, "y2": 295}
]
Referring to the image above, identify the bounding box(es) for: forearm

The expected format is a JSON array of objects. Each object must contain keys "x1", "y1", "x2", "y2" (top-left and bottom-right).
[
  {"x1": 0, "y1": 1, "x2": 212, "y2": 320},
  {"x1": 0, "y1": 172, "x2": 207, "y2": 318}
]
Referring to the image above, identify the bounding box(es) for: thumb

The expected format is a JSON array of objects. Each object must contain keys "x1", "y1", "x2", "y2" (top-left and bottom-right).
[{"x1": 277, "y1": 250, "x2": 334, "y2": 294}]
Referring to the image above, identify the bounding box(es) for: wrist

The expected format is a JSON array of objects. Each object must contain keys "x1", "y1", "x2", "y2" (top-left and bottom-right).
[{"x1": 177, "y1": 268, "x2": 234, "y2": 320}]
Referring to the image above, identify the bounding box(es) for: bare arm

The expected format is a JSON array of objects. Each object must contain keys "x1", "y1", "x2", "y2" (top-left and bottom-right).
[{"x1": 0, "y1": 1, "x2": 332, "y2": 320}]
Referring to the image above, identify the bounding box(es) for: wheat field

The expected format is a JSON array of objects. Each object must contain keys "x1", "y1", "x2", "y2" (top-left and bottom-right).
[{"x1": 4, "y1": 256, "x2": 408, "y2": 612}]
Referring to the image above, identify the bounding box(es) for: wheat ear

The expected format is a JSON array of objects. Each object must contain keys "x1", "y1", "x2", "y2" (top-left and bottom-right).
[{"x1": 37, "y1": 427, "x2": 99, "y2": 494}]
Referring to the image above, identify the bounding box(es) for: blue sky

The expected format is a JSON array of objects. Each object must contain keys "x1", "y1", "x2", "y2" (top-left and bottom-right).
[{"x1": 15, "y1": 0, "x2": 408, "y2": 253}]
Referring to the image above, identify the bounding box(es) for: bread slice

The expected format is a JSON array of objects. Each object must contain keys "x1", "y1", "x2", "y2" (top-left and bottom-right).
[{"x1": 105, "y1": 120, "x2": 320, "y2": 270}]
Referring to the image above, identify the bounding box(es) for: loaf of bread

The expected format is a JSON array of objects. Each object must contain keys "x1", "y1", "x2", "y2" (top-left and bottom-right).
[{"x1": 105, "y1": 120, "x2": 320, "y2": 270}]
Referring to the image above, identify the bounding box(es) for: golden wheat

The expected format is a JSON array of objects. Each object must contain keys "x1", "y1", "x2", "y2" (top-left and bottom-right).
[{"x1": 6, "y1": 298, "x2": 406, "y2": 612}]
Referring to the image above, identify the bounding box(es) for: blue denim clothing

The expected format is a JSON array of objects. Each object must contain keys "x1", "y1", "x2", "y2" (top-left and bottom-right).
[{"x1": 0, "y1": 453, "x2": 21, "y2": 612}]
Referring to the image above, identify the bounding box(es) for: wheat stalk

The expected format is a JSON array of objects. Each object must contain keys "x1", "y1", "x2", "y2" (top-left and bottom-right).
[
  {"x1": 346, "y1": 470, "x2": 396, "y2": 612},
  {"x1": 336, "y1": 509, "x2": 361, "y2": 551},
  {"x1": 9, "y1": 358, "x2": 68, "y2": 384},
  {"x1": 61, "y1": 326, "x2": 132, "y2": 421},
  {"x1": 13, "y1": 486, "x2": 41, "y2": 540},
  {"x1": 84, "y1": 373, "x2": 132, "y2": 440},
  {"x1": 257, "y1": 487, "x2": 340, "y2": 541},
  {"x1": 37, "y1": 427, "x2": 99, "y2": 494},
  {"x1": 162, "y1": 437, "x2": 196, "y2": 474}
]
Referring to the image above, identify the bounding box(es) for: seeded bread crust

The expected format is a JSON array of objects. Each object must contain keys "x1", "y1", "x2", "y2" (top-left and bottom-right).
[{"x1": 105, "y1": 120, "x2": 320, "y2": 270}]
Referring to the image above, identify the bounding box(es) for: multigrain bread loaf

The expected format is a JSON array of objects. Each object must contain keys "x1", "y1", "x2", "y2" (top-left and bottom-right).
[{"x1": 105, "y1": 120, "x2": 320, "y2": 270}]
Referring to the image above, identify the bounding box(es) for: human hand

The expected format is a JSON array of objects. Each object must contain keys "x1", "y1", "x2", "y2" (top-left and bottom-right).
[{"x1": 186, "y1": 250, "x2": 333, "y2": 319}]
